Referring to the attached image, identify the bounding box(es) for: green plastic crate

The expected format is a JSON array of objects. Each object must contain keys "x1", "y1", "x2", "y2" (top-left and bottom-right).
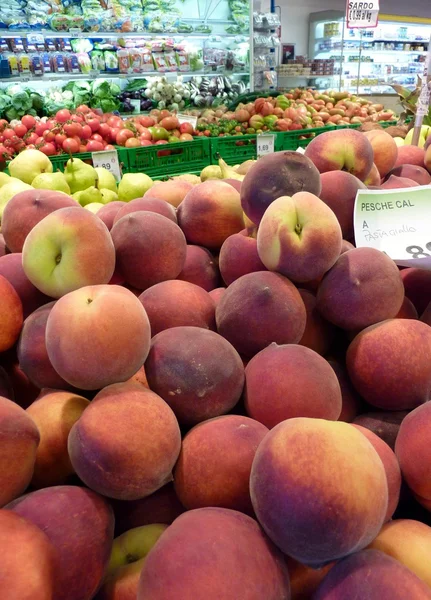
[
  {"x1": 49, "y1": 147, "x2": 128, "y2": 174},
  {"x1": 276, "y1": 124, "x2": 352, "y2": 151},
  {"x1": 210, "y1": 134, "x2": 263, "y2": 166},
  {"x1": 122, "y1": 138, "x2": 211, "y2": 177}
]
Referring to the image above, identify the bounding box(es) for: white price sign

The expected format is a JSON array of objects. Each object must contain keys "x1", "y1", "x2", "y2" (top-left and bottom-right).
[
  {"x1": 296, "y1": 146, "x2": 306, "y2": 154},
  {"x1": 177, "y1": 114, "x2": 198, "y2": 128},
  {"x1": 257, "y1": 134, "x2": 275, "y2": 158},
  {"x1": 91, "y1": 150, "x2": 122, "y2": 182},
  {"x1": 354, "y1": 185, "x2": 431, "y2": 269},
  {"x1": 346, "y1": 0, "x2": 379, "y2": 29},
  {"x1": 130, "y1": 99, "x2": 141, "y2": 114}
]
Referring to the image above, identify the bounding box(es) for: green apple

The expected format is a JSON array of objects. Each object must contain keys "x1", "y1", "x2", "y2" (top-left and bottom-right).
[
  {"x1": 8, "y1": 149, "x2": 53, "y2": 184},
  {"x1": 118, "y1": 173, "x2": 153, "y2": 202}
]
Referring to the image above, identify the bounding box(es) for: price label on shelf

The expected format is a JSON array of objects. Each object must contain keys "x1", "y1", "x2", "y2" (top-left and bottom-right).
[
  {"x1": 177, "y1": 114, "x2": 198, "y2": 128},
  {"x1": 27, "y1": 33, "x2": 44, "y2": 45},
  {"x1": 130, "y1": 99, "x2": 141, "y2": 114},
  {"x1": 91, "y1": 150, "x2": 122, "y2": 182},
  {"x1": 257, "y1": 134, "x2": 275, "y2": 158},
  {"x1": 354, "y1": 185, "x2": 431, "y2": 269},
  {"x1": 346, "y1": 0, "x2": 379, "y2": 29},
  {"x1": 19, "y1": 74, "x2": 30, "y2": 82},
  {"x1": 69, "y1": 28, "x2": 83, "y2": 37}
]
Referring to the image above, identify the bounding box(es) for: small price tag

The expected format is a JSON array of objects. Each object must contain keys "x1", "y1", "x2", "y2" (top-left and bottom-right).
[
  {"x1": 27, "y1": 33, "x2": 44, "y2": 45},
  {"x1": 91, "y1": 150, "x2": 122, "y2": 182},
  {"x1": 177, "y1": 114, "x2": 198, "y2": 128},
  {"x1": 354, "y1": 185, "x2": 431, "y2": 269},
  {"x1": 69, "y1": 28, "x2": 83, "y2": 37},
  {"x1": 90, "y1": 69, "x2": 100, "y2": 78},
  {"x1": 257, "y1": 134, "x2": 275, "y2": 158},
  {"x1": 19, "y1": 73, "x2": 30, "y2": 82},
  {"x1": 296, "y1": 146, "x2": 306, "y2": 154},
  {"x1": 130, "y1": 99, "x2": 141, "y2": 114}
]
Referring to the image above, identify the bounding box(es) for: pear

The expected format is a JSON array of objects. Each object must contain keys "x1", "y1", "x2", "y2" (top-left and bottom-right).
[
  {"x1": 0, "y1": 172, "x2": 10, "y2": 188},
  {"x1": 404, "y1": 125, "x2": 431, "y2": 148},
  {"x1": 76, "y1": 186, "x2": 103, "y2": 208},
  {"x1": 0, "y1": 179, "x2": 32, "y2": 219},
  {"x1": 200, "y1": 165, "x2": 222, "y2": 181},
  {"x1": 118, "y1": 173, "x2": 153, "y2": 202},
  {"x1": 64, "y1": 158, "x2": 97, "y2": 195},
  {"x1": 32, "y1": 172, "x2": 71, "y2": 195},
  {"x1": 84, "y1": 202, "x2": 104, "y2": 214},
  {"x1": 218, "y1": 158, "x2": 245, "y2": 181},
  {"x1": 100, "y1": 188, "x2": 118, "y2": 204},
  {"x1": 8, "y1": 149, "x2": 53, "y2": 184},
  {"x1": 95, "y1": 168, "x2": 117, "y2": 193},
  {"x1": 236, "y1": 159, "x2": 256, "y2": 175}
]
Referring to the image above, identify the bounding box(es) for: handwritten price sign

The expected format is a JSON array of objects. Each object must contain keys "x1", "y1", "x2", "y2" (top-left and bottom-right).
[
  {"x1": 91, "y1": 150, "x2": 122, "y2": 182},
  {"x1": 354, "y1": 185, "x2": 431, "y2": 269},
  {"x1": 257, "y1": 134, "x2": 275, "y2": 158}
]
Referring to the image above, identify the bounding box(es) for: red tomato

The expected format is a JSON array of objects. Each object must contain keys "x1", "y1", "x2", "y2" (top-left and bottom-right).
[
  {"x1": 39, "y1": 142, "x2": 56, "y2": 156},
  {"x1": 43, "y1": 130, "x2": 56, "y2": 142},
  {"x1": 0, "y1": 120, "x2": 9, "y2": 132},
  {"x1": 116, "y1": 129, "x2": 134, "y2": 146},
  {"x1": 81, "y1": 125, "x2": 92, "y2": 140},
  {"x1": 104, "y1": 144, "x2": 115, "y2": 150},
  {"x1": 79, "y1": 144, "x2": 87, "y2": 153},
  {"x1": 55, "y1": 109, "x2": 71, "y2": 123},
  {"x1": 125, "y1": 137, "x2": 141, "y2": 148},
  {"x1": 76, "y1": 105, "x2": 91, "y2": 114},
  {"x1": 14, "y1": 124, "x2": 27, "y2": 138},
  {"x1": 109, "y1": 127, "x2": 120, "y2": 143},
  {"x1": 71, "y1": 114, "x2": 84, "y2": 124},
  {"x1": 35, "y1": 122, "x2": 48, "y2": 137},
  {"x1": 98, "y1": 123, "x2": 111, "y2": 140},
  {"x1": 140, "y1": 128, "x2": 152, "y2": 141},
  {"x1": 86, "y1": 117, "x2": 101, "y2": 132},
  {"x1": 86, "y1": 140, "x2": 104, "y2": 152},
  {"x1": 140, "y1": 139, "x2": 153, "y2": 147},
  {"x1": 107, "y1": 116, "x2": 123, "y2": 129},
  {"x1": 139, "y1": 116, "x2": 155, "y2": 128},
  {"x1": 64, "y1": 122, "x2": 83, "y2": 138},
  {"x1": 63, "y1": 138, "x2": 80, "y2": 154},
  {"x1": 90, "y1": 133, "x2": 103, "y2": 143},
  {"x1": 26, "y1": 132, "x2": 38, "y2": 145},
  {"x1": 55, "y1": 133, "x2": 67, "y2": 147},
  {"x1": 3, "y1": 129, "x2": 15, "y2": 140}
]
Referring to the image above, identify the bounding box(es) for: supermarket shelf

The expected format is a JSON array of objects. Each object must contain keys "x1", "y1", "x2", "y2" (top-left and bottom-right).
[
  {"x1": 0, "y1": 30, "x2": 247, "y2": 39},
  {"x1": 317, "y1": 49, "x2": 428, "y2": 55},
  {"x1": 1, "y1": 70, "x2": 250, "y2": 83},
  {"x1": 315, "y1": 36, "x2": 428, "y2": 43},
  {"x1": 277, "y1": 74, "x2": 337, "y2": 79}
]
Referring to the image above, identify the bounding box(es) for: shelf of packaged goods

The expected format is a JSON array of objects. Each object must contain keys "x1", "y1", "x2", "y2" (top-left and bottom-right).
[
  {"x1": 0, "y1": 30, "x2": 248, "y2": 39},
  {"x1": 1, "y1": 70, "x2": 250, "y2": 83},
  {"x1": 316, "y1": 49, "x2": 428, "y2": 55},
  {"x1": 316, "y1": 36, "x2": 428, "y2": 43},
  {"x1": 277, "y1": 75, "x2": 337, "y2": 79}
]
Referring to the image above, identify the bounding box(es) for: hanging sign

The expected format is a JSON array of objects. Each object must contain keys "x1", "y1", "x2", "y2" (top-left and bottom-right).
[{"x1": 346, "y1": 1, "x2": 379, "y2": 29}]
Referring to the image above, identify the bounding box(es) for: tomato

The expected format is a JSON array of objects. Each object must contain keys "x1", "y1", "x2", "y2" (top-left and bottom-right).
[
  {"x1": 179, "y1": 122, "x2": 194, "y2": 135},
  {"x1": 140, "y1": 139, "x2": 153, "y2": 147},
  {"x1": 140, "y1": 128, "x2": 152, "y2": 141},
  {"x1": 116, "y1": 129, "x2": 134, "y2": 146},
  {"x1": 109, "y1": 127, "x2": 120, "y2": 143},
  {"x1": 86, "y1": 140, "x2": 104, "y2": 152},
  {"x1": 64, "y1": 123, "x2": 83, "y2": 138},
  {"x1": 35, "y1": 122, "x2": 48, "y2": 137},
  {"x1": 86, "y1": 117, "x2": 101, "y2": 132},
  {"x1": 104, "y1": 144, "x2": 115, "y2": 151},
  {"x1": 63, "y1": 138, "x2": 80, "y2": 154},
  {"x1": 98, "y1": 123, "x2": 111, "y2": 140},
  {"x1": 26, "y1": 132, "x2": 39, "y2": 145},
  {"x1": 3, "y1": 128, "x2": 16, "y2": 141},
  {"x1": 79, "y1": 144, "x2": 87, "y2": 153},
  {"x1": 13, "y1": 123, "x2": 27, "y2": 138},
  {"x1": 55, "y1": 109, "x2": 71, "y2": 123},
  {"x1": 43, "y1": 130, "x2": 56, "y2": 142},
  {"x1": 0, "y1": 120, "x2": 9, "y2": 132},
  {"x1": 76, "y1": 105, "x2": 91, "y2": 114},
  {"x1": 71, "y1": 114, "x2": 84, "y2": 124},
  {"x1": 90, "y1": 133, "x2": 103, "y2": 143},
  {"x1": 139, "y1": 116, "x2": 155, "y2": 128},
  {"x1": 22, "y1": 115, "x2": 36, "y2": 130},
  {"x1": 80, "y1": 124, "x2": 92, "y2": 140},
  {"x1": 179, "y1": 133, "x2": 193, "y2": 141},
  {"x1": 39, "y1": 142, "x2": 56, "y2": 156},
  {"x1": 107, "y1": 116, "x2": 123, "y2": 129},
  {"x1": 55, "y1": 133, "x2": 67, "y2": 147},
  {"x1": 125, "y1": 137, "x2": 141, "y2": 148},
  {"x1": 156, "y1": 139, "x2": 170, "y2": 157}
]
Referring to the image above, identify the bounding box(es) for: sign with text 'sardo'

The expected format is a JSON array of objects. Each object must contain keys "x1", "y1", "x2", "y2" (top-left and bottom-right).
[{"x1": 346, "y1": 0, "x2": 379, "y2": 29}]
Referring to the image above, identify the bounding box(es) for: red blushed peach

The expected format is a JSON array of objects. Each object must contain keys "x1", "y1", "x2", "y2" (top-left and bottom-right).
[
  {"x1": 0, "y1": 396, "x2": 39, "y2": 507},
  {"x1": 347, "y1": 319, "x2": 431, "y2": 410},
  {"x1": 386, "y1": 164, "x2": 431, "y2": 185},
  {"x1": 353, "y1": 424, "x2": 401, "y2": 521},
  {"x1": 68, "y1": 383, "x2": 181, "y2": 500},
  {"x1": 304, "y1": 128, "x2": 374, "y2": 181},
  {"x1": 363, "y1": 130, "x2": 398, "y2": 177},
  {"x1": 401, "y1": 268, "x2": 431, "y2": 314},
  {"x1": 313, "y1": 549, "x2": 431, "y2": 600},
  {"x1": 174, "y1": 415, "x2": 268, "y2": 514},
  {"x1": 46, "y1": 285, "x2": 151, "y2": 390},
  {"x1": 177, "y1": 180, "x2": 245, "y2": 249},
  {"x1": 143, "y1": 179, "x2": 193, "y2": 208},
  {"x1": 0, "y1": 274, "x2": 23, "y2": 352},
  {"x1": 395, "y1": 402, "x2": 431, "y2": 505},
  {"x1": 0, "y1": 365, "x2": 14, "y2": 401},
  {"x1": 353, "y1": 410, "x2": 408, "y2": 450},
  {"x1": 380, "y1": 175, "x2": 419, "y2": 189},
  {"x1": 113, "y1": 197, "x2": 177, "y2": 225},
  {"x1": 177, "y1": 244, "x2": 220, "y2": 291},
  {"x1": 111, "y1": 212, "x2": 187, "y2": 291},
  {"x1": 219, "y1": 230, "x2": 267, "y2": 286},
  {"x1": 138, "y1": 508, "x2": 291, "y2": 600},
  {"x1": 340, "y1": 239, "x2": 355, "y2": 253},
  {"x1": 2, "y1": 189, "x2": 78, "y2": 253},
  {"x1": 245, "y1": 344, "x2": 342, "y2": 428},
  {"x1": 0, "y1": 233, "x2": 6, "y2": 256},
  {"x1": 209, "y1": 287, "x2": 226, "y2": 305},
  {"x1": 125, "y1": 365, "x2": 149, "y2": 389},
  {"x1": 216, "y1": 271, "x2": 306, "y2": 357},
  {"x1": 250, "y1": 419, "x2": 388, "y2": 567},
  {"x1": 240, "y1": 151, "x2": 322, "y2": 226},
  {"x1": 138, "y1": 280, "x2": 215, "y2": 336},
  {"x1": 369, "y1": 519, "x2": 431, "y2": 587},
  {"x1": 7, "y1": 485, "x2": 115, "y2": 600},
  {"x1": 319, "y1": 171, "x2": 366, "y2": 240},
  {"x1": 286, "y1": 557, "x2": 333, "y2": 600},
  {"x1": 396, "y1": 296, "x2": 418, "y2": 319},
  {"x1": 0, "y1": 253, "x2": 50, "y2": 318},
  {"x1": 394, "y1": 144, "x2": 426, "y2": 168},
  {"x1": 316, "y1": 248, "x2": 404, "y2": 331},
  {"x1": 26, "y1": 390, "x2": 90, "y2": 489},
  {"x1": 364, "y1": 163, "x2": 382, "y2": 186},
  {"x1": 0, "y1": 509, "x2": 56, "y2": 599},
  {"x1": 422, "y1": 301, "x2": 431, "y2": 325},
  {"x1": 328, "y1": 360, "x2": 363, "y2": 422},
  {"x1": 257, "y1": 193, "x2": 342, "y2": 283},
  {"x1": 22, "y1": 207, "x2": 115, "y2": 299},
  {"x1": 145, "y1": 327, "x2": 244, "y2": 426},
  {"x1": 4, "y1": 362, "x2": 40, "y2": 408},
  {"x1": 298, "y1": 289, "x2": 337, "y2": 356},
  {"x1": 97, "y1": 201, "x2": 126, "y2": 231}
]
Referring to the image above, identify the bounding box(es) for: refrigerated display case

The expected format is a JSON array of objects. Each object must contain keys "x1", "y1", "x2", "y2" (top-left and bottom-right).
[{"x1": 309, "y1": 11, "x2": 430, "y2": 95}]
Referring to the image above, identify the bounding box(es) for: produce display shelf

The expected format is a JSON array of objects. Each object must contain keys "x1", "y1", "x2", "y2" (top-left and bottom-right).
[
  {"x1": 210, "y1": 133, "x2": 270, "y2": 165},
  {"x1": 0, "y1": 30, "x2": 246, "y2": 39},
  {"x1": 47, "y1": 146, "x2": 129, "y2": 173}
]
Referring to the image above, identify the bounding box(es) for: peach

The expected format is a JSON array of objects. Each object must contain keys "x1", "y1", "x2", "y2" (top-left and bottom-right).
[
  {"x1": 143, "y1": 179, "x2": 193, "y2": 208},
  {"x1": 0, "y1": 274, "x2": 23, "y2": 352},
  {"x1": 7, "y1": 485, "x2": 114, "y2": 600},
  {"x1": 17, "y1": 301, "x2": 73, "y2": 391},
  {"x1": 426, "y1": 143, "x2": 431, "y2": 172},
  {"x1": 177, "y1": 180, "x2": 244, "y2": 249},
  {"x1": 240, "y1": 151, "x2": 322, "y2": 225},
  {"x1": 2, "y1": 189, "x2": 78, "y2": 253},
  {"x1": 364, "y1": 163, "x2": 382, "y2": 186},
  {"x1": 319, "y1": 171, "x2": 366, "y2": 240},
  {"x1": 138, "y1": 280, "x2": 215, "y2": 335},
  {"x1": 4, "y1": 361, "x2": 40, "y2": 408},
  {"x1": 111, "y1": 212, "x2": 186, "y2": 290},
  {"x1": 216, "y1": 271, "x2": 306, "y2": 357},
  {"x1": 0, "y1": 509, "x2": 55, "y2": 599},
  {"x1": 422, "y1": 301, "x2": 431, "y2": 325},
  {"x1": 328, "y1": 360, "x2": 363, "y2": 422},
  {"x1": 245, "y1": 344, "x2": 341, "y2": 427},
  {"x1": 313, "y1": 549, "x2": 431, "y2": 599},
  {"x1": 113, "y1": 197, "x2": 177, "y2": 225},
  {"x1": 396, "y1": 296, "x2": 418, "y2": 319},
  {"x1": 394, "y1": 144, "x2": 426, "y2": 168},
  {"x1": 97, "y1": 201, "x2": 126, "y2": 230},
  {"x1": 0, "y1": 233, "x2": 6, "y2": 256},
  {"x1": 26, "y1": 390, "x2": 89, "y2": 488},
  {"x1": 145, "y1": 327, "x2": 244, "y2": 425},
  {"x1": 223, "y1": 178, "x2": 242, "y2": 192},
  {"x1": 386, "y1": 164, "x2": 431, "y2": 185},
  {"x1": 257, "y1": 193, "x2": 342, "y2": 283},
  {"x1": 298, "y1": 289, "x2": 337, "y2": 355},
  {"x1": 46, "y1": 285, "x2": 151, "y2": 390},
  {"x1": 250, "y1": 419, "x2": 388, "y2": 566},
  {"x1": 363, "y1": 130, "x2": 398, "y2": 177},
  {"x1": 340, "y1": 239, "x2": 355, "y2": 253},
  {"x1": 401, "y1": 267, "x2": 431, "y2": 314},
  {"x1": 395, "y1": 401, "x2": 431, "y2": 504},
  {"x1": 316, "y1": 248, "x2": 404, "y2": 330},
  {"x1": 286, "y1": 557, "x2": 333, "y2": 600},
  {"x1": 177, "y1": 244, "x2": 220, "y2": 291},
  {"x1": 137, "y1": 508, "x2": 291, "y2": 600},
  {"x1": 353, "y1": 424, "x2": 401, "y2": 521},
  {"x1": 68, "y1": 382, "x2": 181, "y2": 500},
  {"x1": 380, "y1": 175, "x2": 419, "y2": 188},
  {"x1": 347, "y1": 319, "x2": 431, "y2": 410},
  {"x1": 125, "y1": 365, "x2": 149, "y2": 389},
  {"x1": 353, "y1": 410, "x2": 408, "y2": 450},
  {"x1": 0, "y1": 253, "x2": 49, "y2": 318},
  {"x1": 209, "y1": 287, "x2": 225, "y2": 305},
  {"x1": 0, "y1": 365, "x2": 14, "y2": 400},
  {"x1": 304, "y1": 128, "x2": 374, "y2": 181},
  {"x1": 174, "y1": 415, "x2": 268, "y2": 514},
  {"x1": 219, "y1": 230, "x2": 266, "y2": 285},
  {"x1": 0, "y1": 396, "x2": 39, "y2": 507},
  {"x1": 22, "y1": 207, "x2": 115, "y2": 299}
]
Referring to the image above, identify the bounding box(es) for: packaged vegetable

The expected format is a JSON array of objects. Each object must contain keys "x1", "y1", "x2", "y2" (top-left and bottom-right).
[
  {"x1": 152, "y1": 51, "x2": 167, "y2": 72},
  {"x1": 117, "y1": 48, "x2": 130, "y2": 73},
  {"x1": 104, "y1": 50, "x2": 118, "y2": 72},
  {"x1": 76, "y1": 52, "x2": 91, "y2": 73}
]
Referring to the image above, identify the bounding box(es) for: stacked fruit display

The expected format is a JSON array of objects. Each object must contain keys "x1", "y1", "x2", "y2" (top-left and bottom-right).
[{"x1": 0, "y1": 128, "x2": 431, "y2": 600}]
